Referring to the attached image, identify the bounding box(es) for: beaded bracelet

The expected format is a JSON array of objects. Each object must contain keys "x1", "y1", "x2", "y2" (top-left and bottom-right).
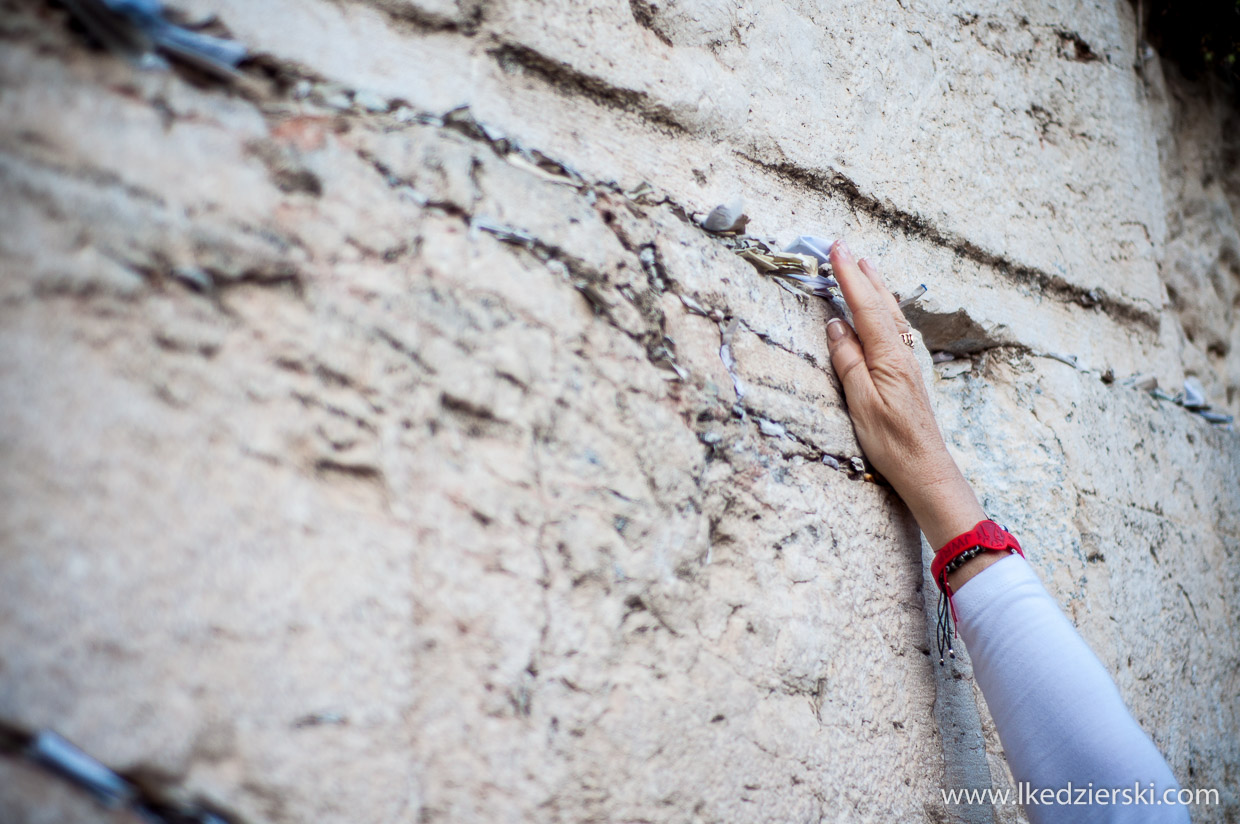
[
  {"x1": 941, "y1": 546, "x2": 987, "y2": 578},
  {"x1": 930, "y1": 521, "x2": 1024, "y2": 665}
]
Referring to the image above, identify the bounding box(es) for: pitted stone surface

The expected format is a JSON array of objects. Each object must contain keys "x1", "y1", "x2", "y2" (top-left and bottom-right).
[{"x1": 1, "y1": 1, "x2": 1238, "y2": 823}]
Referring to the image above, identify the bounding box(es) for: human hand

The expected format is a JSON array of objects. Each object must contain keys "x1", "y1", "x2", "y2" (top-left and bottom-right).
[{"x1": 824, "y1": 240, "x2": 985, "y2": 551}]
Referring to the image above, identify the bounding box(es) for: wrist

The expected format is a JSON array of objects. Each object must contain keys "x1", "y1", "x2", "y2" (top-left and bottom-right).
[
  {"x1": 897, "y1": 454, "x2": 985, "y2": 549},
  {"x1": 945, "y1": 549, "x2": 1007, "y2": 591},
  {"x1": 929, "y1": 520, "x2": 1023, "y2": 664}
]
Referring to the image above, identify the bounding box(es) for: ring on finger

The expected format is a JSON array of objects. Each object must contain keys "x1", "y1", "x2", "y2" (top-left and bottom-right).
[{"x1": 899, "y1": 331, "x2": 915, "y2": 348}]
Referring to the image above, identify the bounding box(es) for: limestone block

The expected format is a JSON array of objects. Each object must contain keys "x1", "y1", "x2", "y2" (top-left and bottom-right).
[
  {"x1": 484, "y1": 0, "x2": 1165, "y2": 309},
  {"x1": 931, "y1": 354, "x2": 1240, "y2": 813},
  {"x1": 2, "y1": 2, "x2": 1239, "y2": 823}
]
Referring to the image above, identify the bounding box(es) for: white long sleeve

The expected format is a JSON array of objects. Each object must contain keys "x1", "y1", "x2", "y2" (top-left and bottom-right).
[{"x1": 952, "y1": 554, "x2": 1189, "y2": 823}]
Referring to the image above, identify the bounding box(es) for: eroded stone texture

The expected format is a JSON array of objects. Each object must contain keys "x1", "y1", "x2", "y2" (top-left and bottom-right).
[
  {"x1": 1145, "y1": 56, "x2": 1240, "y2": 413},
  {"x1": 0, "y1": 1, "x2": 1238, "y2": 823},
  {"x1": 931, "y1": 355, "x2": 1240, "y2": 820}
]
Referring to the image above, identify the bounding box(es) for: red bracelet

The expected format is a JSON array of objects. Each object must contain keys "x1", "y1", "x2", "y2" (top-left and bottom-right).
[
  {"x1": 931, "y1": 520, "x2": 1024, "y2": 664},
  {"x1": 931, "y1": 520, "x2": 1024, "y2": 593}
]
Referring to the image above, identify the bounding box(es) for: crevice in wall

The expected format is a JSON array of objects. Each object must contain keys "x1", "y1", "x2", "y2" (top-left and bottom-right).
[
  {"x1": 0, "y1": 718, "x2": 248, "y2": 824},
  {"x1": 300, "y1": 84, "x2": 1230, "y2": 433},
  {"x1": 487, "y1": 42, "x2": 690, "y2": 135},
  {"x1": 225, "y1": 48, "x2": 1164, "y2": 370},
  {"x1": 739, "y1": 153, "x2": 1162, "y2": 333},
  {"x1": 1074, "y1": 486, "x2": 1240, "y2": 538},
  {"x1": 314, "y1": 456, "x2": 386, "y2": 482},
  {"x1": 736, "y1": 317, "x2": 826, "y2": 371},
  {"x1": 17, "y1": 29, "x2": 1226, "y2": 440},
  {"x1": 628, "y1": 0, "x2": 673, "y2": 47},
  {"x1": 351, "y1": 125, "x2": 695, "y2": 389},
  {"x1": 0, "y1": 148, "x2": 168, "y2": 210},
  {"x1": 359, "y1": 0, "x2": 488, "y2": 36},
  {"x1": 9, "y1": 7, "x2": 1240, "y2": 824},
  {"x1": 1054, "y1": 29, "x2": 1102, "y2": 63}
]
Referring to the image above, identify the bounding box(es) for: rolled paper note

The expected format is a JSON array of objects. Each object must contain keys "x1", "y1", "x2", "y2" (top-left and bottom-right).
[
  {"x1": 782, "y1": 235, "x2": 834, "y2": 265},
  {"x1": 896, "y1": 283, "x2": 928, "y2": 309}
]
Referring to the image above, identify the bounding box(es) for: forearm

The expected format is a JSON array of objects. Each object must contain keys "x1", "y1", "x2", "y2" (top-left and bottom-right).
[
  {"x1": 821, "y1": 243, "x2": 1185, "y2": 820},
  {"x1": 953, "y1": 556, "x2": 1188, "y2": 823},
  {"x1": 887, "y1": 446, "x2": 985, "y2": 554},
  {"x1": 893, "y1": 449, "x2": 1010, "y2": 591}
]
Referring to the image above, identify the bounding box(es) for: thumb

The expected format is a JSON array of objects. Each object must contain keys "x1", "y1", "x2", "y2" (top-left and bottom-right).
[{"x1": 827, "y1": 318, "x2": 875, "y2": 404}]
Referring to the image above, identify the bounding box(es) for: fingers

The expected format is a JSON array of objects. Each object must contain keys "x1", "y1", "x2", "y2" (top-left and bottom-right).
[
  {"x1": 830, "y1": 241, "x2": 899, "y2": 355},
  {"x1": 858, "y1": 257, "x2": 911, "y2": 333},
  {"x1": 826, "y1": 318, "x2": 877, "y2": 407}
]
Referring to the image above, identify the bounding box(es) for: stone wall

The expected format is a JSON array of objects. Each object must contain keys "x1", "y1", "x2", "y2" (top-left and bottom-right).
[{"x1": 1, "y1": 1, "x2": 1237, "y2": 822}]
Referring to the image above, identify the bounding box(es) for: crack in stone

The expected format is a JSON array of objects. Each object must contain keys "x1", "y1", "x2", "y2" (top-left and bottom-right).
[
  {"x1": 737, "y1": 153, "x2": 1161, "y2": 333},
  {"x1": 0, "y1": 718, "x2": 246, "y2": 824},
  {"x1": 359, "y1": 0, "x2": 488, "y2": 36},
  {"x1": 487, "y1": 42, "x2": 689, "y2": 135},
  {"x1": 627, "y1": 0, "x2": 673, "y2": 47},
  {"x1": 236, "y1": 56, "x2": 1162, "y2": 374}
]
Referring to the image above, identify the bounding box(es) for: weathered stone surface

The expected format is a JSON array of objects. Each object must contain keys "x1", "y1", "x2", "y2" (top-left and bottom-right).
[
  {"x1": 931, "y1": 354, "x2": 1240, "y2": 817},
  {"x1": 1, "y1": 0, "x2": 1238, "y2": 822},
  {"x1": 1145, "y1": 56, "x2": 1240, "y2": 413},
  {"x1": 489, "y1": 0, "x2": 1166, "y2": 304},
  {"x1": 152, "y1": 0, "x2": 1220, "y2": 399}
]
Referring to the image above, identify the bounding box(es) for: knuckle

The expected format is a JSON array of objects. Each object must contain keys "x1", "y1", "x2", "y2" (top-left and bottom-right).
[
  {"x1": 855, "y1": 291, "x2": 885, "y2": 313},
  {"x1": 837, "y1": 357, "x2": 870, "y2": 387}
]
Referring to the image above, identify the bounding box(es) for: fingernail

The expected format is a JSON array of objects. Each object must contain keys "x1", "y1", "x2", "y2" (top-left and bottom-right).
[
  {"x1": 827, "y1": 319, "x2": 847, "y2": 341},
  {"x1": 860, "y1": 257, "x2": 883, "y2": 281},
  {"x1": 834, "y1": 240, "x2": 853, "y2": 263}
]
